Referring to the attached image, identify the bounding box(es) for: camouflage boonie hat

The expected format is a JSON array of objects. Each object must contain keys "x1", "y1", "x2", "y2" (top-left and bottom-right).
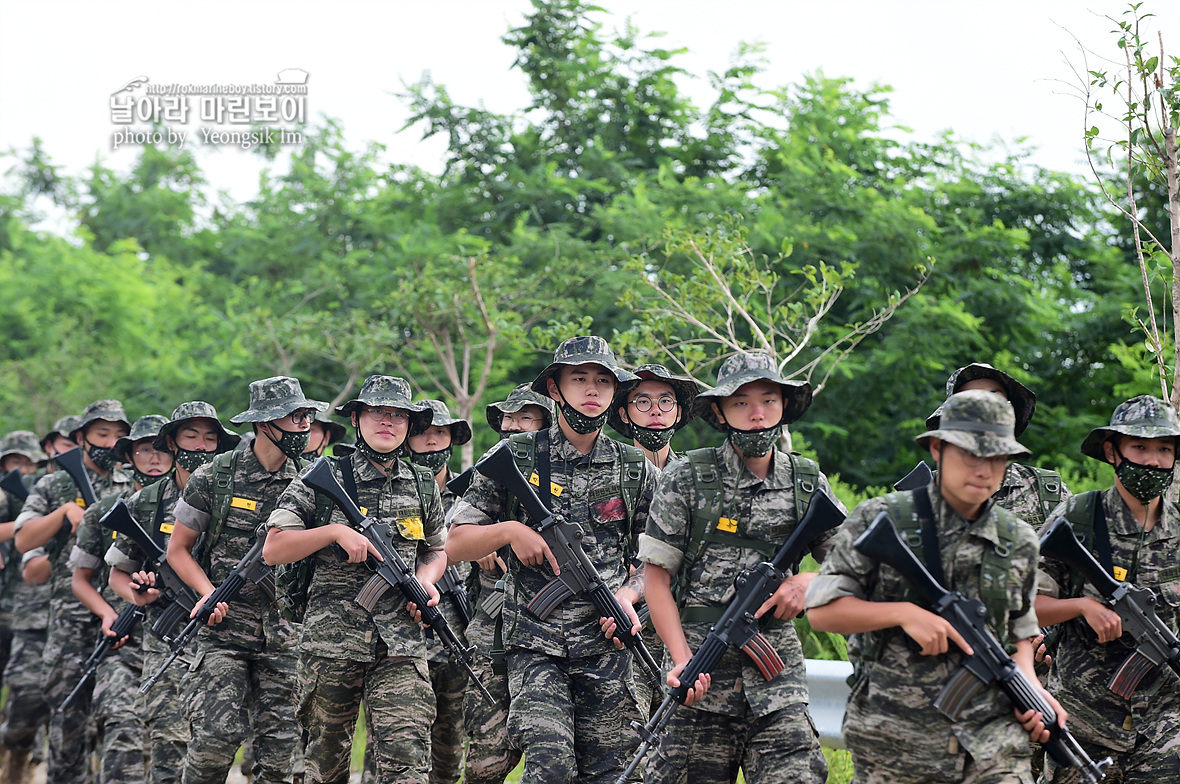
[
  {"x1": 530, "y1": 336, "x2": 638, "y2": 394},
  {"x1": 116, "y1": 415, "x2": 170, "y2": 461},
  {"x1": 42, "y1": 415, "x2": 82, "y2": 448},
  {"x1": 691, "y1": 353, "x2": 812, "y2": 431},
  {"x1": 310, "y1": 410, "x2": 346, "y2": 446},
  {"x1": 230, "y1": 377, "x2": 327, "y2": 425},
  {"x1": 0, "y1": 431, "x2": 48, "y2": 463},
  {"x1": 609, "y1": 364, "x2": 700, "y2": 438},
  {"x1": 154, "y1": 401, "x2": 241, "y2": 452},
  {"x1": 1080, "y1": 395, "x2": 1180, "y2": 463},
  {"x1": 486, "y1": 383, "x2": 556, "y2": 434},
  {"x1": 76, "y1": 399, "x2": 132, "y2": 434},
  {"x1": 945, "y1": 363, "x2": 1037, "y2": 436},
  {"x1": 335, "y1": 375, "x2": 433, "y2": 435},
  {"x1": 417, "y1": 399, "x2": 472, "y2": 446},
  {"x1": 915, "y1": 389, "x2": 1030, "y2": 460}
]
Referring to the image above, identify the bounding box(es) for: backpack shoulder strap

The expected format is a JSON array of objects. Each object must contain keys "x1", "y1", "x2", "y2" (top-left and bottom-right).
[
  {"x1": 504, "y1": 432, "x2": 538, "y2": 521},
  {"x1": 1062, "y1": 490, "x2": 1102, "y2": 597},
  {"x1": 980, "y1": 505, "x2": 1018, "y2": 648},
  {"x1": 618, "y1": 443, "x2": 647, "y2": 527},
  {"x1": 1028, "y1": 466, "x2": 1064, "y2": 524},
  {"x1": 198, "y1": 450, "x2": 240, "y2": 572},
  {"x1": 789, "y1": 452, "x2": 820, "y2": 521}
]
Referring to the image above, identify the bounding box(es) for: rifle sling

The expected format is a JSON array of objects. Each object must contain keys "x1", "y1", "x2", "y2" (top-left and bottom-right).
[
  {"x1": 340, "y1": 454, "x2": 361, "y2": 514},
  {"x1": 150, "y1": 487, "x2": 168, "y2": 550},
  {"x1": 1092, "y1": 496, "x2": 1116, "y2": 581},
  {"x1": 680, "y1": 604, "x2": 780, "y2": 628},
  {"x1": 915, "y1": 485, "x2": 946, "y2": 588},
  {"x1": 536, "y1": 430, "x2": 554, "y2": 521}
]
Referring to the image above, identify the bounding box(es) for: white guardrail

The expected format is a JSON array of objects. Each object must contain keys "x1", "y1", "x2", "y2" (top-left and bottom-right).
[{"x1": 804, "y1": 658, "x2": 852, "y2": 749}]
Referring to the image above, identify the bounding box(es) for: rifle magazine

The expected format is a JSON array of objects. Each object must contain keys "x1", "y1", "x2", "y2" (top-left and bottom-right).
[
  {"x1": 1107, "y1": 649, "x2": 1158, "y2": 699},
  {"x1": 741, "y1": 632, "x2": 786, "y2": 681},
  {"x1": 526, "y1": 577, "x2": 574, "y2": 620},
  {"x1": 933, "y1": 665, "x2": 986, "y2": 722},
  {"x1": 355, "y1": 574, "x2": 392, "y2": 613}
]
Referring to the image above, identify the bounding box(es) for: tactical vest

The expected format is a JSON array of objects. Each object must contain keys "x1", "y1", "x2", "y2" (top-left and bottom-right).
[
  {"x1": 274, "y1": 455, "x2": 436, "y2": 623},
  {"x1": 1017, "y1": 465, "x2": 1064, "y2": 525},
  {"x1": 677, "y1": 448, "x2": 819, "y2": 623}
]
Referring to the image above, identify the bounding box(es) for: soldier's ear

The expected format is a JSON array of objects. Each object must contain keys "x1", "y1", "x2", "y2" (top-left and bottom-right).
[
  {"x1": 711, "y1": 402, "x2": 726, "y2": 426},
  {"x1": 351, "y1": 412, "x2": 360, "y2": 429},
  {"x1": 928, "y1": 438, "x2": 942, "y2": 463},
  {"x1": 1103, "y1": 438, "x2": 1118, "y2": 464},
  {"x1": 546, "y1": 377, "x2": 563, "y2": 405},
  {"x1": 618, "y1": 405, "x2": 631, "y2": 426}
]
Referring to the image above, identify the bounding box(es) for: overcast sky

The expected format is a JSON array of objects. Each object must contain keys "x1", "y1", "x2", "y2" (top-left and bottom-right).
[{"x1": 2, "y1": 0, "x2": 1176, "y2": 208}]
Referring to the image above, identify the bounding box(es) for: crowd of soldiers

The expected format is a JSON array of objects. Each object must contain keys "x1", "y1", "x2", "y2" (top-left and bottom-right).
[{"x1": 0, "y1": 333, "x2": 1176, "y2": 784}]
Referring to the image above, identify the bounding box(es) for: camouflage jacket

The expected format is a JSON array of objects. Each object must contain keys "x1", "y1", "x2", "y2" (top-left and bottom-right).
[
  {"x1": 12, "y1": 548, "x2": 52, "y2": 631},
  {"x1": 450, "y1": 424, "x2": 655, "y2": 659},
  {"x1": 72, "y1": 493, "x2": 142, "y2": 666},
  {"x1": 15, "y1": 464, "x2": 133, "y2": 629},
  {"x1": 173, "y1": 448, "x2": 299, "y2": 653},
  {"x1": 805, "y1": 484, "x2": 1041, "y2": 775},
  {"x1": 993, "y1": 462, "x2": 1070, "y2": 527},
  {"x1": 1036, "y1": 489, "x2": 1180, "y2": 752},
  {"x1": 429, "y1": 479, "x2": 469, "y2": 664},
  {"x1": 267, "y1": 454, "x2": 445, "y2": 662},
  {"x1": 638, "y1": 444, "x2": 844, "y2": 718}
]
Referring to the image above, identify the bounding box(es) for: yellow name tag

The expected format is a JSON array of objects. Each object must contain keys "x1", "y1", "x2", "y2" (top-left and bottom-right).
[
  {"x1": 397, "y1": 516, "x2": 425, "y2": 541},
  {"x1": 550, "y1": 482, "x2": 564, "y2": 497},
  {"x1": 112, "y1": 531, "x2": 118, "y2": 540},
  {"x1": 528, "y1": 472, "x2": 540, "y2": 487},
  {"x1": 1113, "y1": 566, "x2": 1128, "y2": 582},
  {"x1": 230, "y1": 497, "x2": 257, "y2": 511},
  {"x1": 76, "y1": 497, "x2": 87, "y2": 508},
  {"x1": 717, "y1": 517, "x2": 739, "y2": 533},
  {"x1": 160, "y1": 523, "x2": 174, "y2": 535},
  {"x1": 360, "y1": 507, "x2": 368, "y2": 517}
]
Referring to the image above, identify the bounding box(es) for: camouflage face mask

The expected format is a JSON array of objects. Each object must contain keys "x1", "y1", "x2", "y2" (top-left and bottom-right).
[
  {"x1": 355, "y1": 432, "x2": 404, "y2": 465},
  {"x1": 410, "y1": 446, "x2": 452, "y2": 475},
  {"x1": 1114, "y1": 449, "x2": 1174, "y2": 502},
  {"x1": 726, "y1": 424, "x2": 781, "y2": 458},
  {"x1": 558, "y1": 400, "x2": 609, "y2": 435},
  {"x1": 632, "y1": 423, "x2": 676, "y2": 452},
  {"x1": 85, "y1": 440, "x2": 119, "y2": 471},
  {"x1": 261, "y1": 424, "x2": 310, "y2": 461},
  {"x1": 133, "y1": 468, "x2": 171, "y2": 488},
  {"x1": 174, "y1": 448, "x2": 216, "y2": 473}
]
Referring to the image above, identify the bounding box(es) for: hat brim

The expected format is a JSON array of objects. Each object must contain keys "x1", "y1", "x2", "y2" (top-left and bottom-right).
[
  {"x1": 691, "y1": 371, "x2": 812, "y2": 432},
  {"x1": 530, "y1": 357, "x2": 638, "y2": 395},
  {"x1": 951, "y1": 366, "x2": 1037, "y2": 436},
  {"x1": 0, "y1": 447, "x2": 48, "y2": 463},
  {"x1": 915, "y1": 430, "x2": 1031, "y2": 461},
  {"x1": 486, "y1": 401, "x2": 553, "y2": 434},
  {"x1": 231, "y1": 398, "x2": 328, "y2": 425},
  {"x1": 335, "y1": 402, "x2": 435, "y2": 436},
  {"x1": 1080, "y1": 424, "x2": 1180, "y2": 462},
  {"x1": 154, "y1": 417, "x2": 243, "y2": 452}
]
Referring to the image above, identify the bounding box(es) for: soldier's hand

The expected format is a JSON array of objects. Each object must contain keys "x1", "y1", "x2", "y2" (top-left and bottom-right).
[
  {"x1": 899, "y1": 604, "x2": 973, "y2": 657},
  {"x1": 334, "y1": 524, "x2": 380, "y2": 564},
  {"x1": 191, "y1": 593, "x2": 229, "y2": 626},
  {"x1": 668, "y1": 661, "x2": 710, "y2": 706},
  {"x1": 1015, "y1": 688, "x2": 1067, "y2": 743},
  {"x1": 600, "y1": 598, "x2": 642, "y2": 650},
  {"x1": 756, "y1": 572, "x2": 813, "y2": 620},
  {"x1": 509, "y1": 522, "x2": 560, "y2": 574},
  {"x1": 100, "y1": 610, "x2": 130, "y2": 650},
  {"x1": 406, "y1": 579, "x2": 441, "y2": 626},
  {"x1": 1079, "y1": 598, "x2": 1122, "y2": 643},
  {"x1": 62, "y1": 501, "x2": 86, "y2": 531},
  {"x1": 1032, "y1": 632, "x2": 1052, "y2": 669},
  {"x1": 131, "y1": 571, "x2": 161, "y2": 605},
  {"x1": 476, "y1": 553, "x2": 507, "y2": 573}
]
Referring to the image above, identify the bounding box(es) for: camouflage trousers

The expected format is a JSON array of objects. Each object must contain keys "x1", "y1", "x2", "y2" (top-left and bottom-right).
[
  {"x1": 0, "y1": 623, "x2": 12, "y2": 692},
  {"x1": 426, "y1": 655, "x2": 466, "y2": 784},
  {"x1": 0, "y1": 629, "x2": 49, "y2": 752},
  {"x1": 1043, "y1": 729, "x2": 1180, "y2": 783},
  {"x1": 182, "y1": 643, "x2": 299, "y2": 784},
  {"x1": 43, "y1": 615, "x2": 100, "y2": 784},
  {"x1": 850, "y1": 745, "x2": 1034, "y2": 784},
  {"x1": 140, "y1": 635, "x2": 194, "y2": 784},
  {"x1": 505, "y1": 648, "x2": 642, "y2": 784},
  {"x1": 632, "y1": 625, "x2": 664, "y2": 720},
  {"x1": 297, "y1": 649, "x2": 434, "y2": 784},
  {"x1": 461, "y1": 643, "x2": 518, "y2": 784},
  {"x1": 644, "y1": 702, "x2": 826, "y2": 784},
  {"x1": 92, "y1": 647, "x2": 147, "y2": 784}
]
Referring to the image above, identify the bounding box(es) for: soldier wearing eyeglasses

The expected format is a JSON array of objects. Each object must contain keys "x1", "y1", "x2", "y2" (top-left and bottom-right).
[{"x1": 167, "y1": 376, "x2": 326, "y2": 784}]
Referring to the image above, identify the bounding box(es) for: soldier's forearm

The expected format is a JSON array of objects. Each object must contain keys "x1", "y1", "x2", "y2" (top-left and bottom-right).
[
  {"x1": 445, "y1": 520, "x2": 518, "y2": 563},
  {"x1": 14, "y1": 509, "x2": 66, "y2": 552}
]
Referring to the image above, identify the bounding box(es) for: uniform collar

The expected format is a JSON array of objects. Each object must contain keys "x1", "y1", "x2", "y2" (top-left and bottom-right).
[
  {"x1": 241, "y1": 446, "x2": 301, "y2": 480},
  {"x1": 548, "y1": 422, "x2": 615, "y2": 465},
  {"x1": 928, "y1": 479, "x2": 1003, "y2": 545},
  {"x1": 1103, "y1": 486, "x2": 1180, "y2": 541},
  {"x1": 719, "y1": 442, "x2": 791, "y2": 490}
]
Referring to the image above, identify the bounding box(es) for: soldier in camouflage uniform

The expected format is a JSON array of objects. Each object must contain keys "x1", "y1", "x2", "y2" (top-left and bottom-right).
[
  {"x1": 263, "y1": 375, "x2": 446, "y2": 784},
  {"x1": 39, "y1": 415, "x2": 81, "y2": 466},
  {"x1": 14, "y1": 400, "x2": 134, "y2": 784},
  {"x1": 167, "y1": 377, "x2": 324, "y2": 784},
  {"x1": 636, "y1": 352, "x2": 836, "y2": 784},
  {"x1": 105, "y1": 402, "x2": 240, "y2": 784},
  {"x1": 302, "y1": 411, "x2": 346, "y2": 460},
  {"x1": 72, "y1": 414, "x2": 173, "y2": 784},
  {"x1": 1034, "y1": 395, "x2": 1180, "y2": 783},
  {"x1": 806, "y1": 390, "x2": 1064, "y2": 784},
  {"x1": 447, "y1": 336, "x2": 655, "y2": 784},
  {"x1": 407, "y1": 399, "x2": 473, "y2": 784},
  {"x1": 0, "y1": 433, "x2": 48, "y2": 691},
  {"x1": 461, "y1": 384, "x2": 553, "y2": 784}
]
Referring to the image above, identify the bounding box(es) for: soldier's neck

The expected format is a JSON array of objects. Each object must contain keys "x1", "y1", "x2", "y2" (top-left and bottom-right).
[
  {"x1": 1113, "y1": 481, "x2": 1159, "y2": 531},
  {"x1": 557, "y1": 418, "x2": 599, "y2": 455},
  {"x1": 251, "y1": 437, "x2": 289, "y2": 473},
  {"x1": 81, "y1": 451, "x2": 108, "y2": 478},
  {"x1": 636, "y1": 442, "x2": 671, "y2": 470},
  {"x1": 175, "y1": 466, "x2": 193, "y2": 489}
]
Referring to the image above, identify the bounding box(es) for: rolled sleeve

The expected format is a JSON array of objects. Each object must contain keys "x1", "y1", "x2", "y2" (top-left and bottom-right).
[
  {"x1": 173, "y1": 497, "x2": 210, "y2": 533},
  {"x1": 267, "y1": 508, "x2": 306, "y2": 532},
  {"x1": 1009, "y1": 607, "x2": 1041, "y2": 642},
  {"x1": 448, "y1": 498, "x2": 492, "y2": 528},
  {"x1": 805, "y1": 573, "x2": 867, "y2": 609},
  {"x1": 69, "y1": 545, "x2": 103, "y2": 571},
  {"x1": 21, "y1": 546, "x2": 46, "y2": 565},
  {"x1": 637, "y1": 532, "x2": 683, "y2": 574},
  {"x1": 104, "y1": 542, "x2": 142, "y2": 574},
  {"x1": 1035, "y1": 567, "x2": 1062, "y2": 598}
]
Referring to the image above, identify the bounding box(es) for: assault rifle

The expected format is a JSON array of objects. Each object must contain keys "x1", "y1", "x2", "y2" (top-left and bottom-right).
[
  {"x1": 436, "y1": 566, "x2": 472, "y2": 627},
  {"x1": 99, "y1": 499, "x2": 201, "y2": 641},
  {"x1": 616, "y1": 490, "x2": 846, "y2": 783},
  {"x1": 141, "y1": 532, "x2": 276, "y2": 694},
  {"x1": 0, "y1": 469, "x2": 28, "y2": 502},
  {"x1": 446, "y1": 466, "x2": 474, "y2": 497},
  {"x1": 53, "y1": 448, "x2": 98, "y2": 508},
  {"x1": 474, "y1": 444, "x2": 664, "y2": 690},
  {"x1": 894, "y1": 461, "x2": 933, "y2": 491},
  {"x1": 59, "y1": 601, "x2": 145, "y2": 712},
  {"x1": 302, "y1": 458, "x2": 494, "y2": 705},
  {"x1": 854, "y1": 513, "x2": 1111, "y2": 784},
  {"x1": 1039, "y1": 517, "x2": 1180, "y2": 697}
]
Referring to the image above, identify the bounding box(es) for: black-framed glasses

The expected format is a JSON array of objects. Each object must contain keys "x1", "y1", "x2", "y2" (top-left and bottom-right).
[
  {"x1": 362, "y1": 407, "x2": 410, "y2": 424},
  {"x1": 286, "y1": 409, "x2": 314, "y2": 426},
  {"x1": 630, "y1": 395, "x2": 677, "y2": 413}
]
